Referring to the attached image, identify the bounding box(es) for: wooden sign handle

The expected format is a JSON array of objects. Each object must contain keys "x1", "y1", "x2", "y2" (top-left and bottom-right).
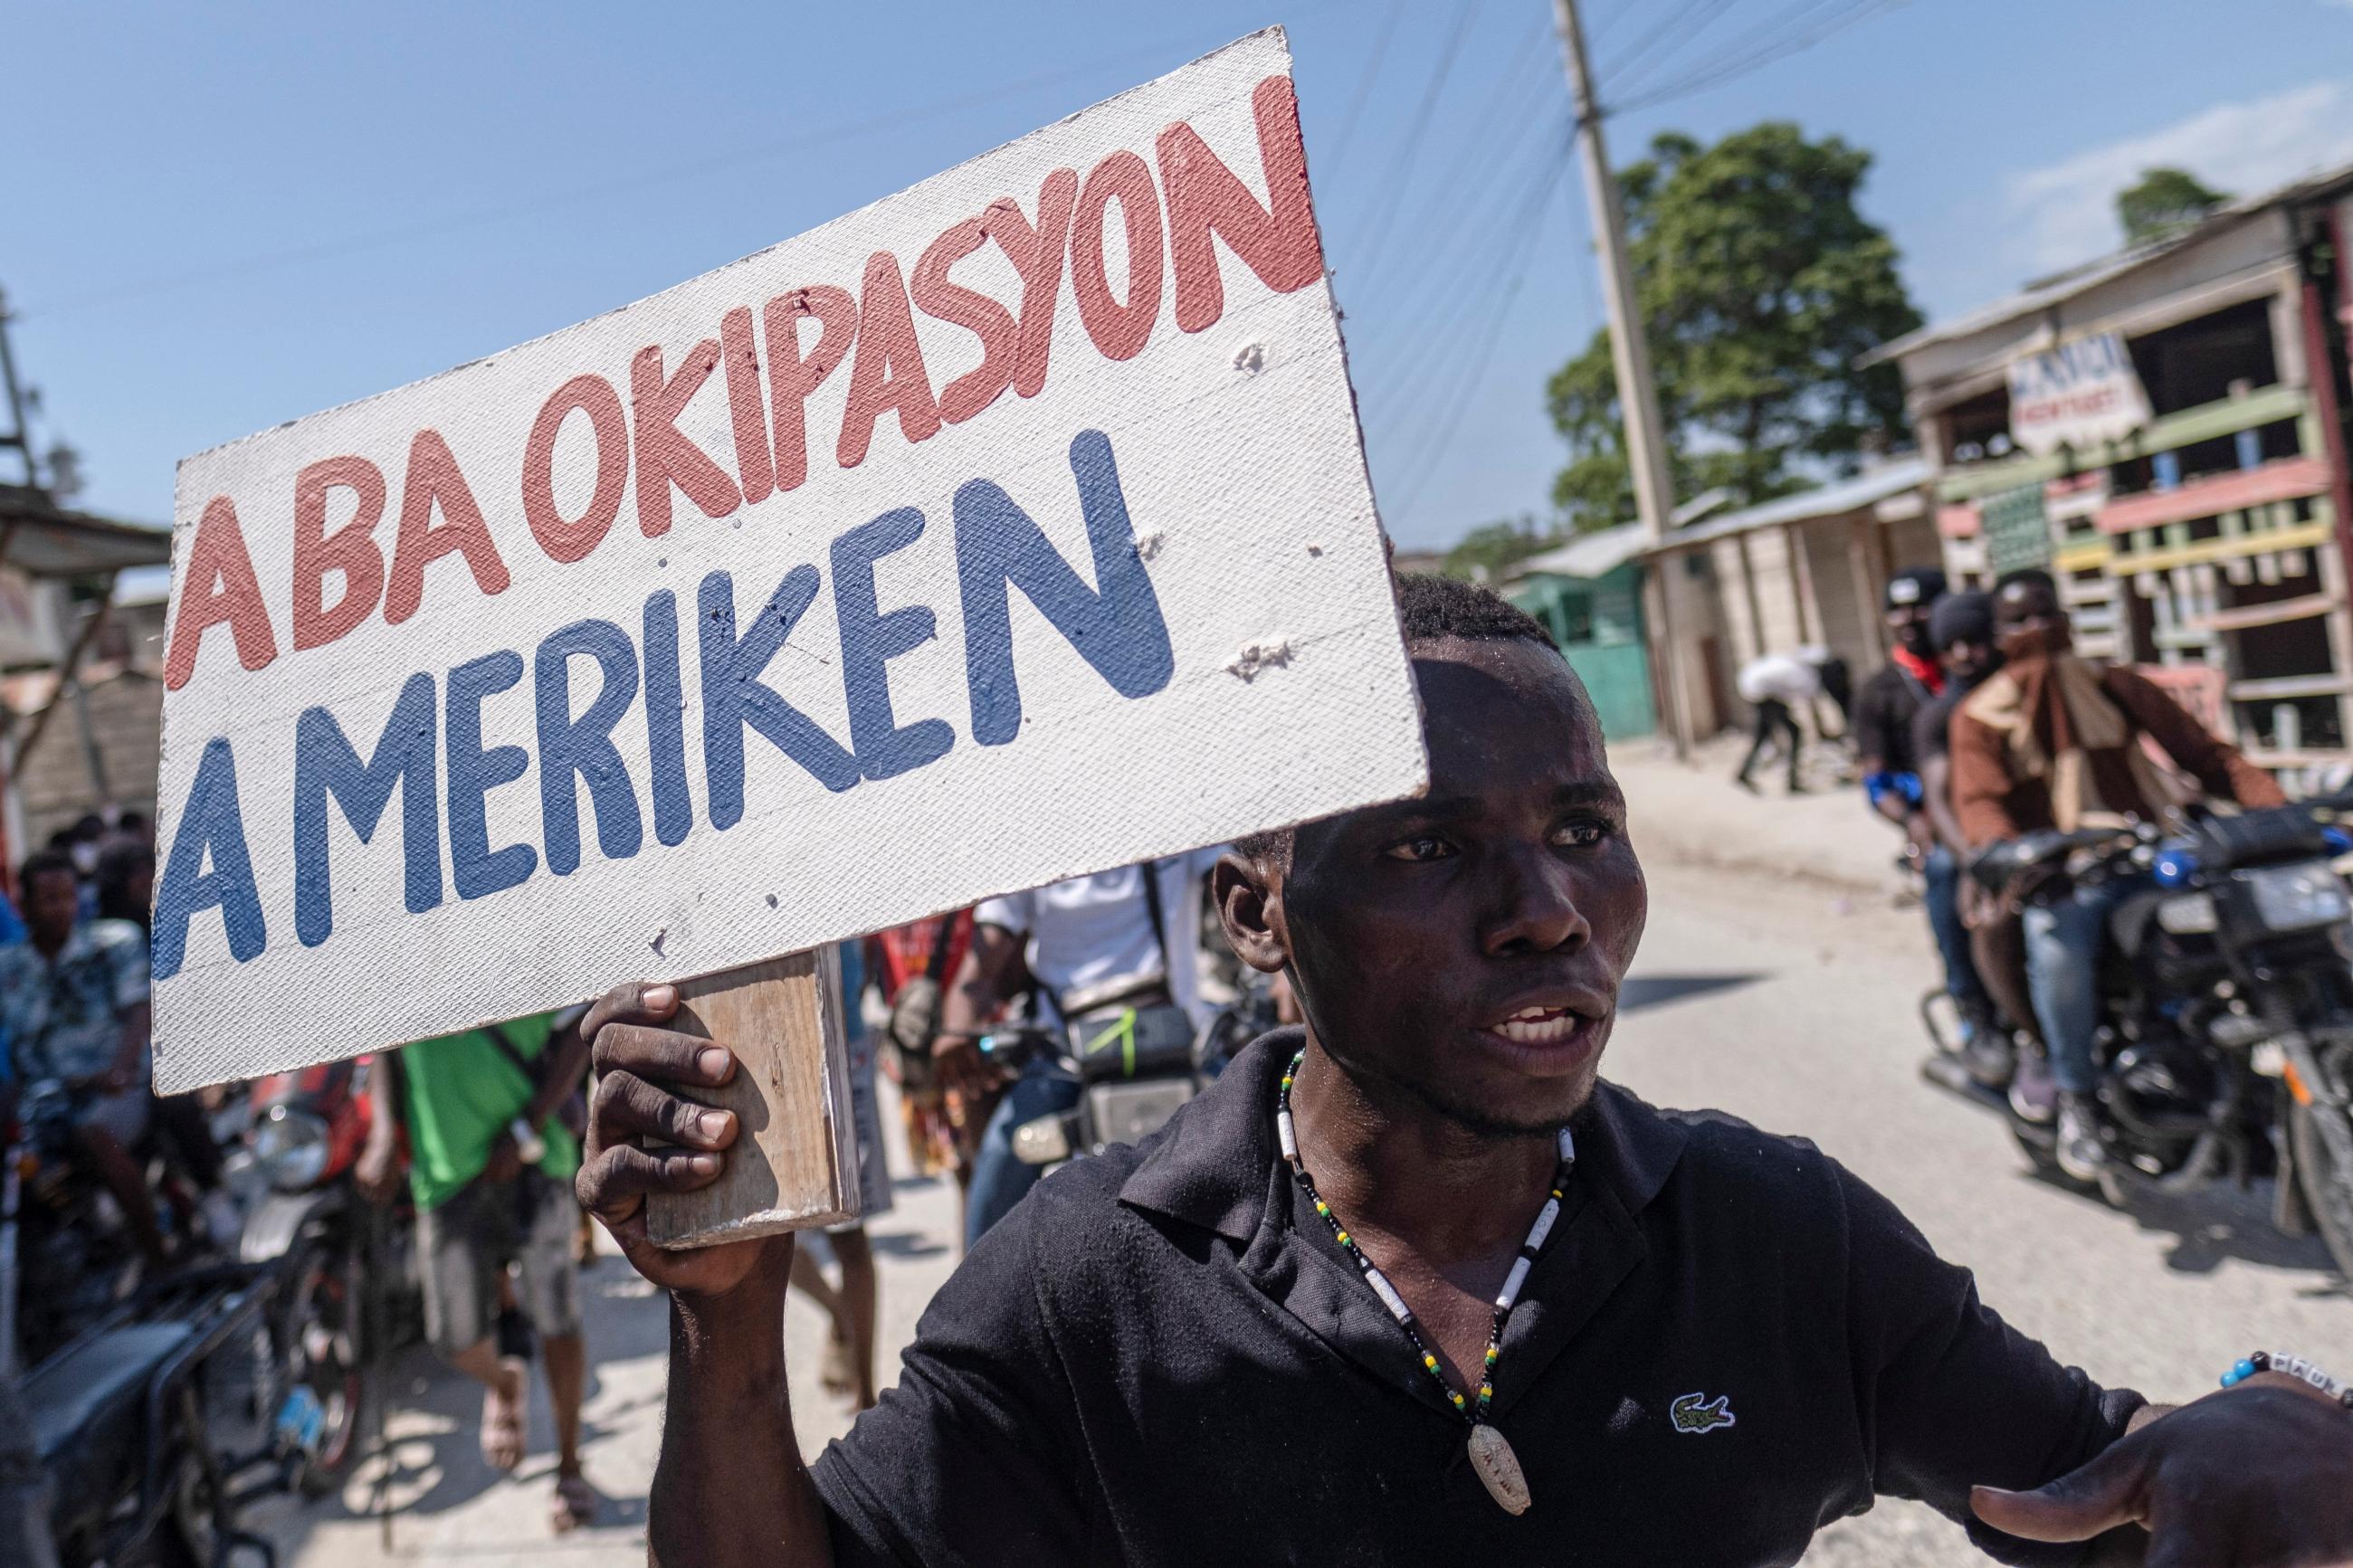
[{"x1": 644, "y1": 946, "x2": 859, "y2": 1250}]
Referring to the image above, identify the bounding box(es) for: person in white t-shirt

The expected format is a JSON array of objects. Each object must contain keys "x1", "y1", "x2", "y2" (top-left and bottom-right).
[
  {"x1": 1732, "y1": 646, "x2": 1850, "y2": 794},
  {"x1": 934, "y1": 850, "x2": 1224, "y2": 1249}
]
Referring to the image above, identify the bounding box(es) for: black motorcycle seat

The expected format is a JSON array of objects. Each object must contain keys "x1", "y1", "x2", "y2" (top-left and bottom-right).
[{"x1": 24, "y1": 1320, "x2": 193, "y2": 1492}]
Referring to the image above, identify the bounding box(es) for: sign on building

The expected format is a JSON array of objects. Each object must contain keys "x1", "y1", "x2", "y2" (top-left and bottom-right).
[
  {"x1": 2006, "y1": 330, "x2": 2153, "y2": 457},
  {"x1": 153, "y1": 27, "x2": 1425, "y2": 1093}
]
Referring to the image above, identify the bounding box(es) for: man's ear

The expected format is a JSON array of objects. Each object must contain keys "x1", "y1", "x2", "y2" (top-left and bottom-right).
[{"x1": 1212, "y1": 851, "x2": 1289, "y2": 975}]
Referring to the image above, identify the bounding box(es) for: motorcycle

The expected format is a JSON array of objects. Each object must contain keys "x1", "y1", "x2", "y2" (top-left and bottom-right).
[
  {"x1": 230, "y1": 1055, "x2": 415, "y2": 1498},
  {"x1": 1947, "y1": 795, "x2": 2353, "y2": 1278},
  {"x1": 6, "y1": 1081, "x2": 151, "y2": 1369},
  {"x1": 1004, "y1": 973, "x2": 1279, "y2": 1172},
  {"x1": 6, "y1": 1112, "x2": 281, "y2": 1566}
]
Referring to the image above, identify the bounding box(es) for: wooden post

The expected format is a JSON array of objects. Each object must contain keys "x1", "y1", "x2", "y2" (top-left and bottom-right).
[
  {"x1": 1785, "y1": 522, "x2": 1821, "y2": 644},
  {"x1": 14, "y1": 575, "x2": 116, "y2": 771},
  {"x1": 1732, "y1": 529, "x2": 1767, "y2": 662},
  {"x1": 1847, "y1": 513, "x2": 1884, "y2": 664},
  {"x1": 645, "y1": 946, "x2": 860, "y2": 1250},
  {"x1": 1641, "y1": 556, "x2": 1695, "y2": 755}
]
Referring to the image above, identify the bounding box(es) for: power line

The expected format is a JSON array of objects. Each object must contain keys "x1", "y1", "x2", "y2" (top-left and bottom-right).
[
  {"x1": 1384, "y1": 200, "x2": 1556, "y2": 528},
  {"x1": 1377, "y1": 136, "x2": 1568, "y2": 526},
  {"x1": 1338, "y1": 1, "x2": 1487, "y2": 290},
  {"x1": 1364, "y1": 108, "x2": 1570, "y2": 410},
  {"x1": 1612, "y1": 0, "x2": 1854, "y2": 103},
  {"x1": 1359, "y1": 109, "x2": 1564, "y2": 415},
  {"x1": 1586, "y1": 0, "x2": 1644, "y2": 47},
  {"x1": 25, "y1": 12, "x2": 1348, "y2": 320},
  {"x1": 1615, "y1": 0, "x2": 1900, "y2": 112},
  {"x1": 1321, "y1": 0, "x2": 1409, "y2": 183},
  {"x1": 1351, "y1": 24, "x2": 1555, "y2": 309},
  {"x1": 1596, "y1": 0, "x2": 1743, "y2": 100}
]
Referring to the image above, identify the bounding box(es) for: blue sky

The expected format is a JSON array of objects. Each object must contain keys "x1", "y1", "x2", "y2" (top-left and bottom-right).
[{"x1": 11, "y1": 0, "x2": 2353, "y2": 563}]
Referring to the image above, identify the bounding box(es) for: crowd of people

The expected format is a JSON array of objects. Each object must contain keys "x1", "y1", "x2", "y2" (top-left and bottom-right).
[
  {"x1": 5, "y1": 574, "x2": 2351, "y2": 1562},
  {"x1": 0, "y1": 812, "x2": 241, "y2": 1269},
  {"x1": 0, "y1": 784, "x2": 1244, "y2": 1540}
]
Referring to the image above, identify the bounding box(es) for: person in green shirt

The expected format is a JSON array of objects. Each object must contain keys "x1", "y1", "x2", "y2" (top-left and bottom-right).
[{"x1": 357, "y1": 1009, "x2": 598, "y2": 1533}]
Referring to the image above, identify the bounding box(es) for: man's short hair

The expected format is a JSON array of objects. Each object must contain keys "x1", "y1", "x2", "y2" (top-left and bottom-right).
[
  {"x1": 1394, "y1": 571, "x2": 1558, "y2": 649},
  {"x1": 1234, "y1": 574, "x2": 1563, "y2": 862},
  {"x1": 19, "y1": 847, "x2": 77, "y2": 893},
  {"x1": 1993, "y1": 566, "x2": 2057, "y2": 597}
]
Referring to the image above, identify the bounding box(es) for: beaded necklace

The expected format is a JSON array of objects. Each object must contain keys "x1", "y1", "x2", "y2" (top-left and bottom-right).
[{"x1": 1274, "y1": 1047, "x2": 1574, "y2": 1516}]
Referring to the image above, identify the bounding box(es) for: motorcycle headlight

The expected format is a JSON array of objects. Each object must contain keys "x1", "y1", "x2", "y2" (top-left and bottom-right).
[
  {"x1": 250, "y1": 1105, "x2": 331, "y2": 1193},
  {"x1": 2156, "y1": 891, "x2": 2219, "y2": 935},
  {"x1": 2242, "y1": 860, "x2": 2353, "y2": 934}
]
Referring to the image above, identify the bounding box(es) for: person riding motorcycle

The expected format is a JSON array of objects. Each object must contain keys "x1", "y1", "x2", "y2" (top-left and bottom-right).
[
  {"x1": 1855, "y1": 568, "x2": 2000, "y2": 1059},
  {"x1": 1949, "y1": 569, "x2": 2284, "y2": 1182},
  {"x1": 931, "y1": 852, "x2": 1224, "y2": 1250},
  {"x1": 1909, "y1": 590, "x2": 2026, "y2": 1090},
  {"x1": 0, "y1": 851, "x2": 170, "y2": 1268}
]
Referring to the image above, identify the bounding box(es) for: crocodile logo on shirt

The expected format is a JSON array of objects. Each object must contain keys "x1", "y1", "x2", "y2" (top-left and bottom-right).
[{"x1": 1670, "y1": 1392, "x2": 1737, "y2": 1433}]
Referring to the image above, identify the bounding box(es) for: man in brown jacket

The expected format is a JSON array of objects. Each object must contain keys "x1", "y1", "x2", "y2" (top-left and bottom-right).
[{"x1": 1949, "y1": 568, "x2": 2284, "y2": 1180}]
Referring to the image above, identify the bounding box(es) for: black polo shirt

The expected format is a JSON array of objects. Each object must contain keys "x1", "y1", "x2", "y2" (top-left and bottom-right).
[{"x1": 810, "y1": 1031, "x2": 2140, "y2": 1565}]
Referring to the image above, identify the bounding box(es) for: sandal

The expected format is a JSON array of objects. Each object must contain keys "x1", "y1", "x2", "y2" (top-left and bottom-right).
[
  {"x1": 550, "y1": 1473, "x2": 601, "y2": 1534},
  {"x1": 480, "y1": 1357, "x2": 528, "y2": 1474}
]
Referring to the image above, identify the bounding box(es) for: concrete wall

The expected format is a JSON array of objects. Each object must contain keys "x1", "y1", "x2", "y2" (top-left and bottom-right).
[{"x1": 14, "y1": 669, "x2": 161, "y2": 849}]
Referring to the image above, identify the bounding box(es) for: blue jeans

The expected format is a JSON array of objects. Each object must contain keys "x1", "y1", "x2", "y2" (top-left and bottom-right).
[
  {"x1": 965, "y1": 1058, "x2": 1081, "y2": 1250},
  {"x1": 2021, "y1": 877, "x2": 2140, "y2": 1096},
  {"x1": 1922, "y1": 845, "x2": 1987, "y2": 1010}
]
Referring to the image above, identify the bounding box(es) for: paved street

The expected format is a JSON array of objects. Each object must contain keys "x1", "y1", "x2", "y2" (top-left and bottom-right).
[{"x1": 255, "y1": 811, "x2": 2350, "y2": 1566}]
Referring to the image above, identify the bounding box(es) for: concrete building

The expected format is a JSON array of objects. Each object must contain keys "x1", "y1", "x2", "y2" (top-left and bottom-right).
[
  {"x1": 1866, "y1": 162, "x2": 2353, "y2": 776},
  {"x1": 1634, "y1": 460, "x2": 1941, "y2": 741},
  {"x1": 0, "y1": 485, "x2": 173, "y2": 879}
]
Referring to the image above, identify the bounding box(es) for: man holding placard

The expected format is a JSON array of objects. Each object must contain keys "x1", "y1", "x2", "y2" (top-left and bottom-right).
[
  {"x1": 148, "y1": 26, "x2": 2353, "y2": 1563},
  {"x1": 579, "y1": 575, "x2": 2353, "y2": 1565}
]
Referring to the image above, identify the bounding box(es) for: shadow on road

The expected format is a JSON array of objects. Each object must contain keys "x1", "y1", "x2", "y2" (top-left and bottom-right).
[
  {"x1": 2114, "y1": 1181, "x2": 2340, "y2": 1280},
  {"x1": 2012, "y1": 1164, "x2": 2345, "y2": 1283},
  {"x1": 249, "y1": 1254, "x2": 656, "y2": 1562},
  {"x1": 1620, "y1": 974, "x2": 1762, "y2": 1013},
  {"x1": 868, "y1": 1227, "x2": 951, "y2": 1260}
]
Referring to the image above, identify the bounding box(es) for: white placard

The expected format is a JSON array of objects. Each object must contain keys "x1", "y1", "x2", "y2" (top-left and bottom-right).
[
  {"x1": 154, "y1": 27, "x2": 1424, "y2": 1091},
  {"x1": 2006, "y1": 330, "x2": 2153, "y2": 457}
]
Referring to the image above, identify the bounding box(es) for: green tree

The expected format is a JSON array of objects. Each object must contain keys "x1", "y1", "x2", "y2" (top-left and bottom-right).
[
  {"x1": 1441, "y1": 515, "x2": 1555, "y2": 582},
  {"x1": 1547, "y1": 124, "x2": 1922, "y2": 533},
  {"x1": 2116, "y1": 166, "x2": 2228, "y2": 248}
]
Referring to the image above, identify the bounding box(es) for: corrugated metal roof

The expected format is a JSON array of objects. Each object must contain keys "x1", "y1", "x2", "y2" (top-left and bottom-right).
[
  {"x1": 0, "y1": 486, "x2": 172, "y2": 578},
  {"x1": 1861, "y1": 157, "x2": 2353, "y2": 369},
  {"x1": 1641, "y1": 458, "x2": 1929, "y2": 553},
  {"x1": 1500, "y1": 489, "x2": 1736, "y2": 584},
  {"x1": 1509, "y1": 522, "x2": 1647, "y2": 582}
]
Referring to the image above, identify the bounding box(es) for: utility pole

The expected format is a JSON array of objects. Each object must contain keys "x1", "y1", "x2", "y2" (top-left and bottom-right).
[
  {"x1": 1551, "y1": 0, "x2": 1692, "y2": 754},
  {"x1": 0, "y1": 289, "x2": 37, "y2": 489}
]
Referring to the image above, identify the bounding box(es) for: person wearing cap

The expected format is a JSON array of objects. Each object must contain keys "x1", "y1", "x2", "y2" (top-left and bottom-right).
[
  {"x1": 1910, "y1": 591, "x2": 2020, "y2": 1086},
  {"x1": 1851, "y1": 568, "x2": 1989, "y2": 1040},
  {"x1": 1851, "y1": 567, "x2": 1948, "y2": 835}
]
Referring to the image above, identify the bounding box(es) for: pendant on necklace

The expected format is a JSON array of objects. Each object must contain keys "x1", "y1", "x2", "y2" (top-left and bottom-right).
[{"x1": 1467, "y1": 1421, "x2": 1530, "y2": 1515}]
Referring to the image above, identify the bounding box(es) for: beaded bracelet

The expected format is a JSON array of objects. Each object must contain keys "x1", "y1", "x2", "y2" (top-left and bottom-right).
[{"x1": 2218, "y1": 1350, "x2": 2353, "y2": 1410}]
